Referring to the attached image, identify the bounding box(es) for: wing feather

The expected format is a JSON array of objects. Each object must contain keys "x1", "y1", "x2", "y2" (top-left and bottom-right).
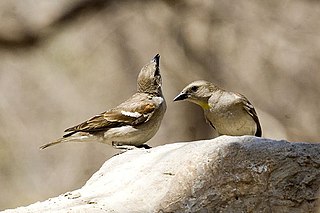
[
  {"x1": 236, "y1": 93, "x2": 262, "y2": 137},
  {"x1": 63, "y1": 95, "x2": 157, "y2": 137}
]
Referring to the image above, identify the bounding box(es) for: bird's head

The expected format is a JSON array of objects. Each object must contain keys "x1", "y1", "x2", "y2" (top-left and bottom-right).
[
  {"x1": 173, "y1": 80, "x2": 218, "y2": 109},
  {"x1": 137, "y1": 54, "x2": 162, "y2": 95}
]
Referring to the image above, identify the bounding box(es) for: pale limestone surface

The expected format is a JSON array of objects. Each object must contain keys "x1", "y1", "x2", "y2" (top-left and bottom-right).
[{"x1": 3, "y1": 136, "x2": 320, "y2": 213}]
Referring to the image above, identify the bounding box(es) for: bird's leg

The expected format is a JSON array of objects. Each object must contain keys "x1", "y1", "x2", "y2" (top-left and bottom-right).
[
  {"x1": 112, "y1": 142, "x2": 152, "y2": 150},
  {"x1": 112, "y1": 141, "x2": 137, "y2": 150},
  {"x1": 111, "y1": 142, "x2": 152, "y2": 157}
]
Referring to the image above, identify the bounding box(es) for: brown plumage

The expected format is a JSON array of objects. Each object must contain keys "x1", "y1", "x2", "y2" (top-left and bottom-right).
[{"x1": 40, "y1": 54, "x2": 166, "y2": 149}]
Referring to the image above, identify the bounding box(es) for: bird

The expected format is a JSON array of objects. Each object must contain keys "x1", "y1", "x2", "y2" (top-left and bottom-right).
[
  {"x1": 40, "y1": 54, "x2": 166, "y2": 150},
  {"x1": 173, "y1": 80, "x2": 261, "y2": 137}
]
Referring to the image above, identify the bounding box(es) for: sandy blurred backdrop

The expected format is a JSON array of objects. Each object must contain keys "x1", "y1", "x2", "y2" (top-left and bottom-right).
[{"x1": 0, "y1": 0, "x2": 319, "y2": 210}]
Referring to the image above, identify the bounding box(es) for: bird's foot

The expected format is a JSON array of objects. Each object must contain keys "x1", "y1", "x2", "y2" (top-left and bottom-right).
[
  {"x1": 135, "y1": 144, "x2": 152, "y2": 149},
  {"x1": 112, "y1": 142, "x2": 152, "y2": 150},
  {"x1": 112, "y1": 142, "x2": 136, "y2": 150},
  {"x1": 111, "y1": 142, "x2": 138, "y2": 156}
]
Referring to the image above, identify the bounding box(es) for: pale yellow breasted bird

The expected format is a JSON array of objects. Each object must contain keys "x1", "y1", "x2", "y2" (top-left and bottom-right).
[
  {"x1": 173, "y1": 80, "x2": 261, "y2": 137},
  {"x1": 40, "y1": 54, "x2": 166, "y2": 149}
]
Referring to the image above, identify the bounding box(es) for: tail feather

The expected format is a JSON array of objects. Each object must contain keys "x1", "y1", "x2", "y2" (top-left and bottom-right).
[
  {"x1": 40, "y1": 133, "x2": 94, "y2": 149},
  {"x1": 39, "y1": 138, "x2": 64, "y2": 149},
  {"x1": 255, "y1": 119, "x2": 262, "y2": 137}
]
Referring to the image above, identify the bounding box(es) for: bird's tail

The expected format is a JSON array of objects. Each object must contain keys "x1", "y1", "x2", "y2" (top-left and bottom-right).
[
  {"x1": 39, "y1": 138, "x2": 65, "y2": 149},
  {"x1": 39, "y1": 133, "x2": 94, "y2": 150}
]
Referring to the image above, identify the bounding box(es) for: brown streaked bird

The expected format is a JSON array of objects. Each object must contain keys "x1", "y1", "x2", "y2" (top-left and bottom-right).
[
  {"x1": 40, "y1": 54, "x2": 166, "y2": 150},
  {"x1": 173, "y1": 80, "x2": 261, "y2": 137}
]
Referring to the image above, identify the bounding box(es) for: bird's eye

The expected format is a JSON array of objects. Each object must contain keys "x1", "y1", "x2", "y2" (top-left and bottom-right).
[{"x1": 190, "y1": 86, "x2": 198, "y2": 92}]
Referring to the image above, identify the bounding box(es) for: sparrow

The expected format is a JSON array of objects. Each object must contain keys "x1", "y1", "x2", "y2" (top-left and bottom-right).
[
  {"x1": 173, "y1": 80, "x2": 261, "y2": 137},
  {"x1": 40, "y1": 54, "x2": 166, "y2": 149}
]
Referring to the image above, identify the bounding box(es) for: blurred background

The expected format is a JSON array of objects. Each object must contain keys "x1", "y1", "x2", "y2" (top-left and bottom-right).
[{"x1": 0, "y1": 0, "x2": 319, "y2": 210}]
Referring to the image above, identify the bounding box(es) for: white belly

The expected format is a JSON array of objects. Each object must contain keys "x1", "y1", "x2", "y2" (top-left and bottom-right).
[{"x1": 102, "y1": 99, "x2": 166, "y2": 146}]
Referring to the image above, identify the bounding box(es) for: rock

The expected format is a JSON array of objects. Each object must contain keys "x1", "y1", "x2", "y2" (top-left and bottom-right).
[{"x1": 3, "y1": 136, "x2": 320, "y2": 212}]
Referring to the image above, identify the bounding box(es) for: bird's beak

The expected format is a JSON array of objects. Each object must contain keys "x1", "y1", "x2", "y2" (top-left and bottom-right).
[
  {"x1": 152, "y1": 54, "x2": 160, "y2": 66},
  {"x1": 173, "y1": 92, "x2": 188, "y2": 101}
]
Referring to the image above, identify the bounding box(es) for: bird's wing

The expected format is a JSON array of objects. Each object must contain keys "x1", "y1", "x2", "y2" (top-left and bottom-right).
[
  {"x1": 63, "y1": 95, "x2": 158, "y2": 136},
  {"x1": 204, "y1": 115, "x2": 216, "y2": 130},
  {"x1": 64, "y1": 103, "x2": 156, "y2": 132},
  {"x1": 236, "y1": 93, "x2": 262, "y2": 137}
]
